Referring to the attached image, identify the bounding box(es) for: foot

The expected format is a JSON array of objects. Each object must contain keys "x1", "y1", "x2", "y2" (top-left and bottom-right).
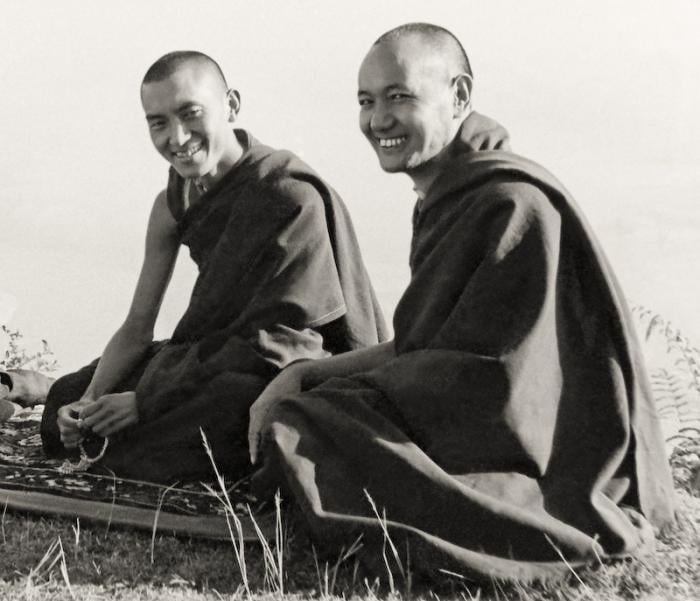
[
  {"x1": 0, "y1": 398, "x2": 16, "y2": 421},
  {"x1": 0, "y1": 369, "x2": 55, "y2": 407}
]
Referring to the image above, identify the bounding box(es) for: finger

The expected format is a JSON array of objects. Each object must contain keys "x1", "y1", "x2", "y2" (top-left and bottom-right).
[
  {"x1": 79, "y1": 402, "x2": 102, "y2": 419},
  {"x1": 90, "y1": 409, "x2": 135, "y2": 436},
  {"x1": 81, "y1": 405, "x2": 113, "y2": 429},
  {"x1": 58, "y1": 415, "x2": 80, "y2": 430},
  {"x1": 94, "y1": 414, "x2": 135, "y2": 437},
  {"x1": 248, "y1": 421, "x2": 259, "y2": 465},
  {"x1": 59, "y1": 419, "x2": 81, "y2": 434},
  {"x1": 58, "y1": 405, "x2": 80, "y2": 422},
  {"x1": 60, "y1": 431, "x2": 82, "y2": 448},
  {"x1": 89, "y1": 414, "x2": 119, "y2": 436}
]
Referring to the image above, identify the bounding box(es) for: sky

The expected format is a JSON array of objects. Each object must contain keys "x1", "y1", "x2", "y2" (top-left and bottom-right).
[{"x1": 1, "y1": 0, "x2": 699, "y2": 374}]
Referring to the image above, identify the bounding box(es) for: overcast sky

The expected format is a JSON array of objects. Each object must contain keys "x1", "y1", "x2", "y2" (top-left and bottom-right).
[{"x1": 2, "y1": 0, "x2": 699, "y2": 373}]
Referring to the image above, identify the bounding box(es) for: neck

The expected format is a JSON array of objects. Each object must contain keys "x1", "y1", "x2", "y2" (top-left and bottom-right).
[{"x1": 408, "y1": 135, "x2": 462, "y2": 199}]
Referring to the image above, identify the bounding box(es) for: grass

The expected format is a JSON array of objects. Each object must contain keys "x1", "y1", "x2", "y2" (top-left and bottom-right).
[
  {"x1": 1, "y1": 314, "x2": 699, "y2": 600},
  {"x1": 0, "y1": 447, "x2": 696, "y2": 600}
]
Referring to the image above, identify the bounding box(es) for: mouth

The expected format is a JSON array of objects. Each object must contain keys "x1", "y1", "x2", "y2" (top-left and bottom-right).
[
  {"x1": 172, "y1": 142, "x2": 204, "y2": 161},
  {"x1": 376, "y1": 136, "x2": 407, "y2": 150}
]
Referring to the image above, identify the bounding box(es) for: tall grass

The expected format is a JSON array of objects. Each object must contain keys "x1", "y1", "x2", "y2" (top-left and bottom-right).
[{"x1": 201, "y1": 429, "x2": 251, "y2": 597}]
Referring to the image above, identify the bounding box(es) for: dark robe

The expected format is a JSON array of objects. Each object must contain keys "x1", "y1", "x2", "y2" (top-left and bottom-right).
[
  {"x1": 255, "y1": 114, "x2": 677, "y2": 582},
  {"x1": 41, "y1": 130, "x2": 387, "y2": 483}
]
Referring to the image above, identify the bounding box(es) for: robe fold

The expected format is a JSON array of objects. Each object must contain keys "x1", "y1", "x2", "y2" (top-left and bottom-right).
[
  {"x1": 41, "y1": 131, "x2": 387, "y2": 483},
  {"x1": 256, "y1": 116, "x2": 677, "y2": 582}
]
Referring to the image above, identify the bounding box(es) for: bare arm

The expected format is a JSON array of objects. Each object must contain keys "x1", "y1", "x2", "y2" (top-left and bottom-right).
[
  {"x1": 248, "y1": 340, "x2": 395, "y2": 463},
  {"x1": 58, "y1": 191, "x2": 179, "y2": 447},
  {"x1": 82, "y1": 190, "x2": 180, "y2": 400}
]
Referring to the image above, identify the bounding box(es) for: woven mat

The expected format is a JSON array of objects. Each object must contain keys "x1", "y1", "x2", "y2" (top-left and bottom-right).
[{"x1": 0, "y1": 406, "x2": 272, "y2": 539}]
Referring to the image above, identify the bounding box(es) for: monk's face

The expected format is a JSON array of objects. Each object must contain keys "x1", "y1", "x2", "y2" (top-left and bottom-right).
[
  {"x1": 358, "y1": 36, "x2": 459, "y2": 176},
  {"x1": 141, "y1": 63, "x2": 237, "y2": 183}
]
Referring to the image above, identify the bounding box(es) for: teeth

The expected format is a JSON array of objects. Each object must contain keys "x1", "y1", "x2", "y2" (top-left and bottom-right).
[
  {"x1": 174, "y1": 143, "x2": 202, "y2": 158},
  {"x1": 378, "y1": 137, "x2": 407, "y2": 148}
]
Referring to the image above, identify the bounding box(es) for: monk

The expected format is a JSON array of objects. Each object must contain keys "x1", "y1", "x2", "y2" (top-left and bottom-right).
[
  {"x1": 40, "y1": 51, "x2": 386, "y2": 483},
  {"x1": 247, "y1": 24, "x2": 677, "y2": 582}
]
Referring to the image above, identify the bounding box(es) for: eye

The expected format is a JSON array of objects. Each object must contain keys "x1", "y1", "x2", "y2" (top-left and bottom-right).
[
  {"x1": 182, "y1": 107, "x2": 203, "y2": 120},
  {"x1": 388, "y1": 92, "x2": 410, "y2": 101},
  {"x1": 148, "y1": 119, "x2": 166, "y2": 131},
  {"x1": 358, "y1": 97, "x2": 373, "y2": 107}
]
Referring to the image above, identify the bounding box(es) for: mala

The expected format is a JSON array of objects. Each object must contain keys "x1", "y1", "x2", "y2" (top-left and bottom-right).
[{"x1": 57, "y1": 437, "x2": 109, "y2": 474}]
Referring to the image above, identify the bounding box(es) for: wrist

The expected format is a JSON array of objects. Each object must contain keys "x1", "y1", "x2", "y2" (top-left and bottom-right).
[{"x1": 282, "y1": 360, "x2": 310, "y2": 387}]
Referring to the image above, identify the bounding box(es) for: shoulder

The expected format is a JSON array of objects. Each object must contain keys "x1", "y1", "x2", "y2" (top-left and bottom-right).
[
  {"x1": 484, "y1": 179, "x2": 555, "y2": 217},
  {"x1": 253, "y1": 149, "x2": 327, "y2": 213},
  {"x1": 146, "y1": 188, "x2": 179, "y2": 239},
  {"x1": 467, "y1": 176, "x2": 559, "y2": 235}
]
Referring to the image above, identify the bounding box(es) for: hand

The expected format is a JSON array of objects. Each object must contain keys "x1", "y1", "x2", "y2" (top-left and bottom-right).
[
  {"x1": 248, "y1": 365, "x2": 304, "y2": 465},
  {"x1": 57, "y1": 398, "x2": 95, "y2": 449},
  {"x1": 80, "y1": 391, "x2": 138, "y2": 437}
]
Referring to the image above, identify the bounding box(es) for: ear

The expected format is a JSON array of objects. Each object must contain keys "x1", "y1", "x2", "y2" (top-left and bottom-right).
[
  {"x1": 452, "y1": 73, "x2": 472, "y2": 118},
  {"x1": 226, "y1": 89, "x2": 241, "y2": 122}
]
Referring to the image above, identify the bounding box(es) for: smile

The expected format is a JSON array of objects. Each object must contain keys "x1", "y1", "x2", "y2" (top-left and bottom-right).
[
  {"x1": 173, "y1": 142, "x2": 203, "y2": 159},
  {"x1": 377, "y1": 136, "x2": 407, "y2": 149}
]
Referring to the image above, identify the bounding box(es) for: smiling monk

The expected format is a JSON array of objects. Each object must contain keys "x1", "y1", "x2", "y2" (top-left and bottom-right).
[
  {"x1": 40, "y1": 51, "x2": 386, "y2": 483},
  {"x1": 247, "y1": 24, "x2": 677, "y2": 582}
]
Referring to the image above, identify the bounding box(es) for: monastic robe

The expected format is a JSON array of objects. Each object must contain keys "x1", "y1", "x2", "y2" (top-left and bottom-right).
[
  {"x1": 41, "y1": 130, "x2": 387, "y2": 483},
  {"x1": 256, "y1": 115, "x2": 677, "y2": 582}
]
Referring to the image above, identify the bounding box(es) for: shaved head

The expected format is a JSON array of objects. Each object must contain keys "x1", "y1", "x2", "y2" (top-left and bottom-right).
[
  {"x1": 373, "y1": 23, "x2": 473, "y2": 86},
  {"x1": 358, "y1": 23, "x2": 475, "y2": 192},
  {"x1": 142, "y1": 51, "x2": 229, "y2": 93}
]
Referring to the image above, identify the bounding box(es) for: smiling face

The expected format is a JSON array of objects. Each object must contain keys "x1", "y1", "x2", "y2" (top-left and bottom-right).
[
  {"x1": 358, "y1": 34, "x2": 465, "y2": 187},
  {"x1": 141, "y1": 62, "x2": 241, "y2": 185}
]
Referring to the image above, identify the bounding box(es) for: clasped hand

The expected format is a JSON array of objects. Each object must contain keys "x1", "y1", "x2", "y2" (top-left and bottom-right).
[{"x1": 57, "y1": 391, "x2": 138, "y2": 449}]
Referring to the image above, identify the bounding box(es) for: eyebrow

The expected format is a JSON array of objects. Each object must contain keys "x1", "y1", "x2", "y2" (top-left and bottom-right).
[
  {"x1": 357, "y1": 83, "x2": 407, "y2": 96},
  {"x1": 145, "y1": 102, "x2": 201, "y2": 120}
]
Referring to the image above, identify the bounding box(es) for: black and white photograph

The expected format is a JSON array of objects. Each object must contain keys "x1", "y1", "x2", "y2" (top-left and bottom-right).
[{"x1": 0, "y1": 1, "x2": 698, "y2": 598}]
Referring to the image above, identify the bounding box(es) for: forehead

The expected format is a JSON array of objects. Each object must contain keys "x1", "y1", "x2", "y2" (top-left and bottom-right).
[
  {"x1": 358, "y1": 37, "x2": 449, "y2": 93},
  {"x1": 141, "y1": 63, "x2": 224, "y2": 112}
]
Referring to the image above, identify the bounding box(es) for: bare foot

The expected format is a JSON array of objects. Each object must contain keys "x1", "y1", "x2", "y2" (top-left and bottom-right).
[{"x1": 0, "y1": 369, "x2": 55, "y2": 407}]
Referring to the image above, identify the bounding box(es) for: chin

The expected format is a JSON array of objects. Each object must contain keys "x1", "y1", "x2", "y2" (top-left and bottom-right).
[
  {"x1": 171, "y1": 162, "x2": 206, "y2": 179},
  {"x1": 376, "y1": 156, "x2": 408, "y2": 174},
  {"x1": 379, "y1": 165, "x2": 406, "y2": 174}
]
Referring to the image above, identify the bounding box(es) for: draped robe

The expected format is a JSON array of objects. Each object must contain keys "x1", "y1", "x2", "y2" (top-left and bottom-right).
[
  {"x1": 41, "y1": 131, "x2": 387, "y2": 483},
  {"x1": 256, "y1": 117, "x2": 676, "y2": 582}
]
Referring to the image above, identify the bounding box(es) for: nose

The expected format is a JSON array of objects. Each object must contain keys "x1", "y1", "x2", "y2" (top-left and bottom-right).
[
  {"x1": 169, "y1": 120, "x2": 190, "y2": 147},
  {"x1": 369, "y1": 102, "x2": 394, "y2": 133}
]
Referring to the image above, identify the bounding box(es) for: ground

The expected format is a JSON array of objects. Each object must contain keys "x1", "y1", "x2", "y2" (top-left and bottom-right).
[
  {"x1": 0, "y1": 447, "x2": 697, "y2": 601},
  {"x1": 1, "y1": 315, "x2": 698, "y2": 600}
]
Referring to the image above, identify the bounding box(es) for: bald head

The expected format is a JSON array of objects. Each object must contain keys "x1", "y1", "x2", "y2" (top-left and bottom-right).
[
  {"x1": 358, "y1": 23, "x2": 474, "y2": 192},
  {"x1": 142, "y1": 51, "x2": 229, "y2": 94},
  {"x1": 373, "y1": 23, "x2": 473, "y2": 87}
]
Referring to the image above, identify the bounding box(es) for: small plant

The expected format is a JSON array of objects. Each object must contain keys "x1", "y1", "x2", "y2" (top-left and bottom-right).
[
  {"x1": 1, "y1": 324, "x2": 58, "y2": 373},
  {"x1": 632, "y1": 306, "x2": 700, "y2": 448}
]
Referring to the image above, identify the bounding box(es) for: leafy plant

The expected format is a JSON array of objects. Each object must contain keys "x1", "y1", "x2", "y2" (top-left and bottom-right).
[{"x1": 1, "y1": 324, "x2": 58, "y2": 372}]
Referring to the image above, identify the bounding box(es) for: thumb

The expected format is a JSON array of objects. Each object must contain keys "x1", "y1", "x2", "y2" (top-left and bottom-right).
[
  {"x1": 79, "y1": 401, "x2": 100, "y2": 418},
  {"x1": 248, "y1": 417, "x2": 259, "y2": 465}
]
